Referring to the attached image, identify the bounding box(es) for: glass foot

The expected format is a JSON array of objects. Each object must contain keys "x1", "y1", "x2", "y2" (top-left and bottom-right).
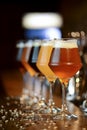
[
  {"x1": 53, "y1": 110, "x2": 78, "y2": 120},
  {"x1": 80, "y1": 100, "x2": 87, "y2": 116}
]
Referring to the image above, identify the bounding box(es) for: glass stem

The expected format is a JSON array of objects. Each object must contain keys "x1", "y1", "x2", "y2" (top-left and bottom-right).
[
  {"x1": 62, "y1": 82, "x2": 68, "y2": 111},
  {"x1": 85, "y1": 91, "x2": 87, "y2": 100},
  {"x1": 49, "y1": 81, "x2": 53, "y2": 102},
  {"x1": 39, "y1": 77, "x2": 45, "y2": 100},
  {"x1": 32, "y1": 75, "x2": 36, "y2": 97}
]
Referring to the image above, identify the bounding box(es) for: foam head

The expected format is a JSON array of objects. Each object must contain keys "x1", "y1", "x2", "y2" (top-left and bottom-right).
[
  {"x1": 16, "y1": 41, "x2": 25, "y2": 48},
  {"x1": 53, "y1": 39, "x2": 78, "y2": 48}
]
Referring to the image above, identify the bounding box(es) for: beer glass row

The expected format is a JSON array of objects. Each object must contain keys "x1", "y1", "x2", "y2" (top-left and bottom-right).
[{"x1": 16, "y1": 38, "x2": 82, "y2": 120}]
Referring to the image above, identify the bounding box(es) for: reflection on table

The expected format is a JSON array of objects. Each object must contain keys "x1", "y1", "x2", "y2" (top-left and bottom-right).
[{"x1": 0, "y1": 69, "x2": 87, "y2": 130}]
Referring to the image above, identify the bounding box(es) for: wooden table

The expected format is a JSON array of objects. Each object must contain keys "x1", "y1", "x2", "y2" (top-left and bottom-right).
[{"x1": 0, "y1": 69, "x2": 87, "y2": 130}]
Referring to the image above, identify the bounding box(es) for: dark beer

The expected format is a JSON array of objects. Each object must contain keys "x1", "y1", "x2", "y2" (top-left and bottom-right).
[{"x1": 28, "y1": 45, "x2": 41, "y2": 74}]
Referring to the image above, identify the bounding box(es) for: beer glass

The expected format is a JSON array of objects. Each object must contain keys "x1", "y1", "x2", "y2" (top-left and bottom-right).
[
  {"x1": 21, "y1": 39, "x2": 47, "y2": 112},
  {"x1": 16, "y1": 40, "x2": 32, "y2": 104},
  {"x1": 49, "y1": 38, "x2": 82, "y2": 120},
  {"x1": 20, "y1": 40, "x2": 38, "y2": 106},
  {"x1": 36, "y1": 39, "x2": 60, "y2": 116}
]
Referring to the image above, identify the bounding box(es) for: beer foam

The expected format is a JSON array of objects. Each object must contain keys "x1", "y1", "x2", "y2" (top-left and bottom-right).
[
  {"x1": 53, "y1": 39, "x2": 78, "y2": 48},
  {"x1": 41, "y1": 40, "x2": 54, "y2": 46},
  {"x1": 16, "y1": 41, "x2": 24, "y2": 48},
  {"x1": 24, "y1": 40, "x2": 33, "y2": 47},
  {"x1": 33, "y1": 40, "x2": 41, "y2": 46}
]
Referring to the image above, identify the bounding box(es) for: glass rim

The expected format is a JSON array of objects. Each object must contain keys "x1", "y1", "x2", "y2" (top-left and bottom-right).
[
  {"x1": 52, "y1": 38, "x2": 78, "y2": 44},
  {"x1": 53, "y1": 37, "x2": 77, "y2": 41}
]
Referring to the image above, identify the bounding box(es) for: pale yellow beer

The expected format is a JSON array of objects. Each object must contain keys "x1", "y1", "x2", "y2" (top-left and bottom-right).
[{"x1": 36, "y1": 41, "x2": 56, "y2": 82}]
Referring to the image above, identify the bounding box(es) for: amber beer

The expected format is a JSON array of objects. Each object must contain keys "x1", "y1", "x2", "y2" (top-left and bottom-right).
[
  {"x1": 16, "y1": 41, "x2": 27, "y2": 74},
  {"x1": 21, "y1": 40, "x2": 36, "y2": 77},
  {"x1": 49, "y1": 40, "x2": 82, "y2": 82},
  {"x1": 36, "y1": 41, "x2": 56, "y2": 82},
  {"x1": 22, "y1": 40, "x2": 42, "y2": 76}
]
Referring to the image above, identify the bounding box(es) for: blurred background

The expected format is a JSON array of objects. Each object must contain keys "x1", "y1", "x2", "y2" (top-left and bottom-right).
[{"x1": 0, "y1": 0, "x2": 87, "y2": 69}]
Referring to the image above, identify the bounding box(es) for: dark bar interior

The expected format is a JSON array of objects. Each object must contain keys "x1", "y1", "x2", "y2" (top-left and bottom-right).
[
  {"x1": 0, "y1": 0, "x2": 87, "y2": 69},
  {"x1": 0, "y1": 1, "x2": 87, "y2": 130}
]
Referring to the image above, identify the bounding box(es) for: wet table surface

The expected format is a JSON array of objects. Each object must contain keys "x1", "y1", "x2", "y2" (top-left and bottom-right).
[{"x1": 0, "y1": 69, "x2": 87, "y2": 130}]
